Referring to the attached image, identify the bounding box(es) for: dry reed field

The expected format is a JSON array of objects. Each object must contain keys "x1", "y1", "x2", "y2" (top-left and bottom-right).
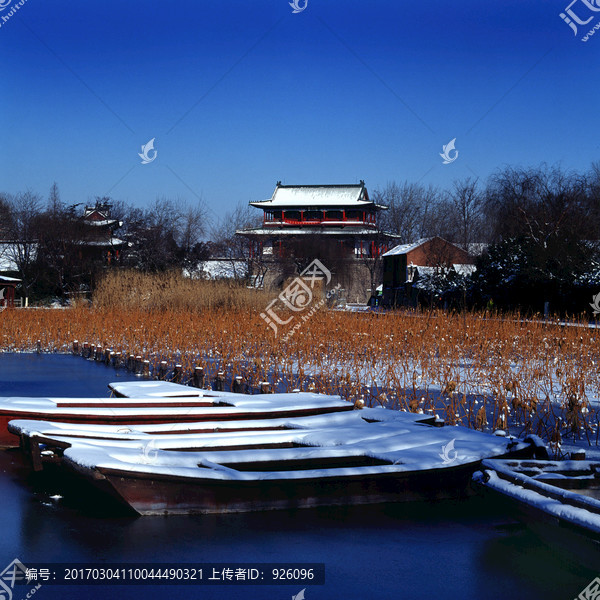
[
  {"x1": 94, "y1": 270, "x2": 271, "y2": 311},
  {"x1": 1, "y1": 271, "x2": 598, "y2": 455}
]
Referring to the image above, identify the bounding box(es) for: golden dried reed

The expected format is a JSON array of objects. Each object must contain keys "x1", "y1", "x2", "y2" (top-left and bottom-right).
[
  {"x1": 0, "y1": 271, "x2": 597, "y2": 452},
  {"x1": 94, "y1": 270, "x2": 271, "y2": 311}
]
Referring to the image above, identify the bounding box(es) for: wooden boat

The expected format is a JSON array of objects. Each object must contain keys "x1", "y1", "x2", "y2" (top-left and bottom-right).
[
  {"x1": 8, "y1": 410, "x2": 368, "y2": 471},
  {"x1": 58, "y1": 410, "x2": 541, "y2": 515},
  {"x1": 0, "y1": 390, "x2": 352, "y2": 448},
  {"x1": 108, "y1": 381, "x2": 237, "y2": 398},
  {"x1": 474, "y1": 458, "x2": 600, "y2": 568}
]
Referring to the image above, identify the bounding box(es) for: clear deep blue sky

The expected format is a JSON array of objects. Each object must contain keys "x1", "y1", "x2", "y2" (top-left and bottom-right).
[{"x1": 0, "y1": 0, "x2": 598, "y2": 217}]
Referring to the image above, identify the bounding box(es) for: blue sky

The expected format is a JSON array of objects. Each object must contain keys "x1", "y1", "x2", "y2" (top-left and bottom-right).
[{"x1": 0, "y1": 0, "x2": 599, "y2": 220}]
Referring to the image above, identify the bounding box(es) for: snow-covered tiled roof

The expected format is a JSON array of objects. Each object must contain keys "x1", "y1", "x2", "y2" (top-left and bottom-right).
[
  {"x1": 202, "y1": 260, "x2": 247, "y2": 279},
  {"x1": 406, "y1": 264, "x2": 476, "y2": 283},
  {"x1": 453, "y1": 264, "x2": 476, "y2": 276},
  {"x1": 467, "y1": 243, "x2": 487, "y2": 256},
  {"x1": 83, "y1": 237, "x2": 128, "y2": 247},
  {"x1": 382, "y1": 238, "x2": 431, "y2": 257},
  {"x1": 250, "y1": 183, "x2": 386, "y2": 209},
  {"x1": 86, "y1": 218, "x2": 122, "y2": 228},
  {"x1": 236, "y1": 227, "x2": 394, "y2": 237}
]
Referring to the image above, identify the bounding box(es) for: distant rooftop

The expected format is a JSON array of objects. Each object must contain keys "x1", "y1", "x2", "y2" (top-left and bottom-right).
[
  {"x1": 83, "y1": 202, "x2": 122, "y2": 228},
  {"x1": 237, "y1": 227, "x2": 400, "y2": 238},
  {"x1": 382, "y1": 238, "x2": 431, "y2": 257}
]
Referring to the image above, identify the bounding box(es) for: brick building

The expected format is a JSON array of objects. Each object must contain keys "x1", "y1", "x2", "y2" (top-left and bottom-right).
[{"x1": 382, "y1": 237, "x2": 475, "y2": 306}]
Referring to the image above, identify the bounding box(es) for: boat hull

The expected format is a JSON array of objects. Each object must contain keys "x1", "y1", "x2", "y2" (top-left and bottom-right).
[
  {"x1": 67, "y1": 445, "x2": 537, "y2": 516},
  {"x1": 88, "y1": 463, "x2": 479, "y2": 515}
]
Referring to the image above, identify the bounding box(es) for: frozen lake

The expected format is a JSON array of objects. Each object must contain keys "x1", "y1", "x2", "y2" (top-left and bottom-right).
[{"x1": 0, "y1": 353, "x2": 596, "y2": 600}]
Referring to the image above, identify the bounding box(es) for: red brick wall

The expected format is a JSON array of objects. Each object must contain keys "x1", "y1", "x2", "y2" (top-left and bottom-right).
[{"x1": 405, "y1": 238, "x2": 473, "y2": 267}]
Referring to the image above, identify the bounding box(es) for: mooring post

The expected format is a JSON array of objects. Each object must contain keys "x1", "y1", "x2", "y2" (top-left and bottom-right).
[
  {"x1": 36, "y1": 340, "x2": 41, "y2": 354},
  {"x1": 214, "y1": 371, "x2": 225, "y2": 391},
  {"x1": 29, "y1": 435, "x2": 44, "y2": 473},
  {"x1": 135, "y1": 356, "x2": 142, "y2": 374},
  {"x1": 82, "y1": 342, "x2": 89, "y2": 358},
  {"x1": 104, "y1": 349, "x2": 111, "y2": 364},
  {"x1": 95, "y1": 346, "x2": 103, "y2": 362},
  {"x1": 173, "y1": 364, "x2": 183, "y2": 384},
  {"x1": 193, "y1": 366, "x2": 204, "y2": 388},
  {"x1": 73, "y1": 340, "x2": 79, "y2": 355},
  {"x1": 260, "y1": 381, "x2": 272, "y2": 394},
  {"x1": 143, "y1": 360, "x2": 150, "y2": 378},
  {"x1": 159, "y1": 361, "x2": 168, "y2": 380},
  {"x1": 233, "y1": 376, "x2": 244, "y2": 394}
]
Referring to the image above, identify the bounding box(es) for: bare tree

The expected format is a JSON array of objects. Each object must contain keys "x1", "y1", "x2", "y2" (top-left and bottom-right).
[
  {"x1": 447, "y1": 177, "x2": 485, "y2": 250},
  {"x1": 212, "y1": 202, "x2": 262, "y2": 282},
  {"x1": 48, "y1": 182, "x2": 62, "y2": 216},
  {"x1": 5, "y1": 191, "x2": 43, "y2": 296},
  {"x1": 373, "y1": 181, "x2": 440, "y2": 243},
  {"x1": 585, "y1": 161, "x2": 600, "y2": 240},
  {"x1": 178, "y1": 203, "x2": 210, "y2": 276},
  {"x1": 0, "y1": 193, "x2": 13, "y2": 273},
  {"x1": 121, "y1": 197, "x2": 209, "y2": 273},
  {"x1": 485, "y1": 164, "x2": 590, "y2": 245},
  {"x1": 478, "y1": 164, "x2": 595, "y2": 312}
]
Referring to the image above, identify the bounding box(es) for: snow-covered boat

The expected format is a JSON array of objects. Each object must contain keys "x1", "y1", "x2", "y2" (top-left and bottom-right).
[
  {"x1": 474, "y1": 459, "x2": 600, "y2": 568},
  {"x1": 57, "y1": 411, "x2": 541, "y2": 515},
  {"x1": 0, "y1": 389, "x2": 352, "y2": 448},
  {"x1": 8, "y1": 410, "x2": 367, "y2": 471},
  {"x1": 107, "y1": 381, "x2": 238, "y2": 398}
]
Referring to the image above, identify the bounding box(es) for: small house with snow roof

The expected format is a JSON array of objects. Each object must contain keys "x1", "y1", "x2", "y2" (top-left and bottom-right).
[{"x1": 382, "y1": 237, "x2": 475, "y2": 306}]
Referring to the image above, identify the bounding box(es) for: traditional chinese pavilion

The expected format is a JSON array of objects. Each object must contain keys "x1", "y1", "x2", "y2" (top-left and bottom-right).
[
  {"x1": 238, "y1": 181, "x2": 395, "y2": 258},
  {"x1": 81, "y1": 202, "x2": 127, "y2": 264},
  {"x1": 237, "y1": 182, "x2": 399, "y2": 301}
]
